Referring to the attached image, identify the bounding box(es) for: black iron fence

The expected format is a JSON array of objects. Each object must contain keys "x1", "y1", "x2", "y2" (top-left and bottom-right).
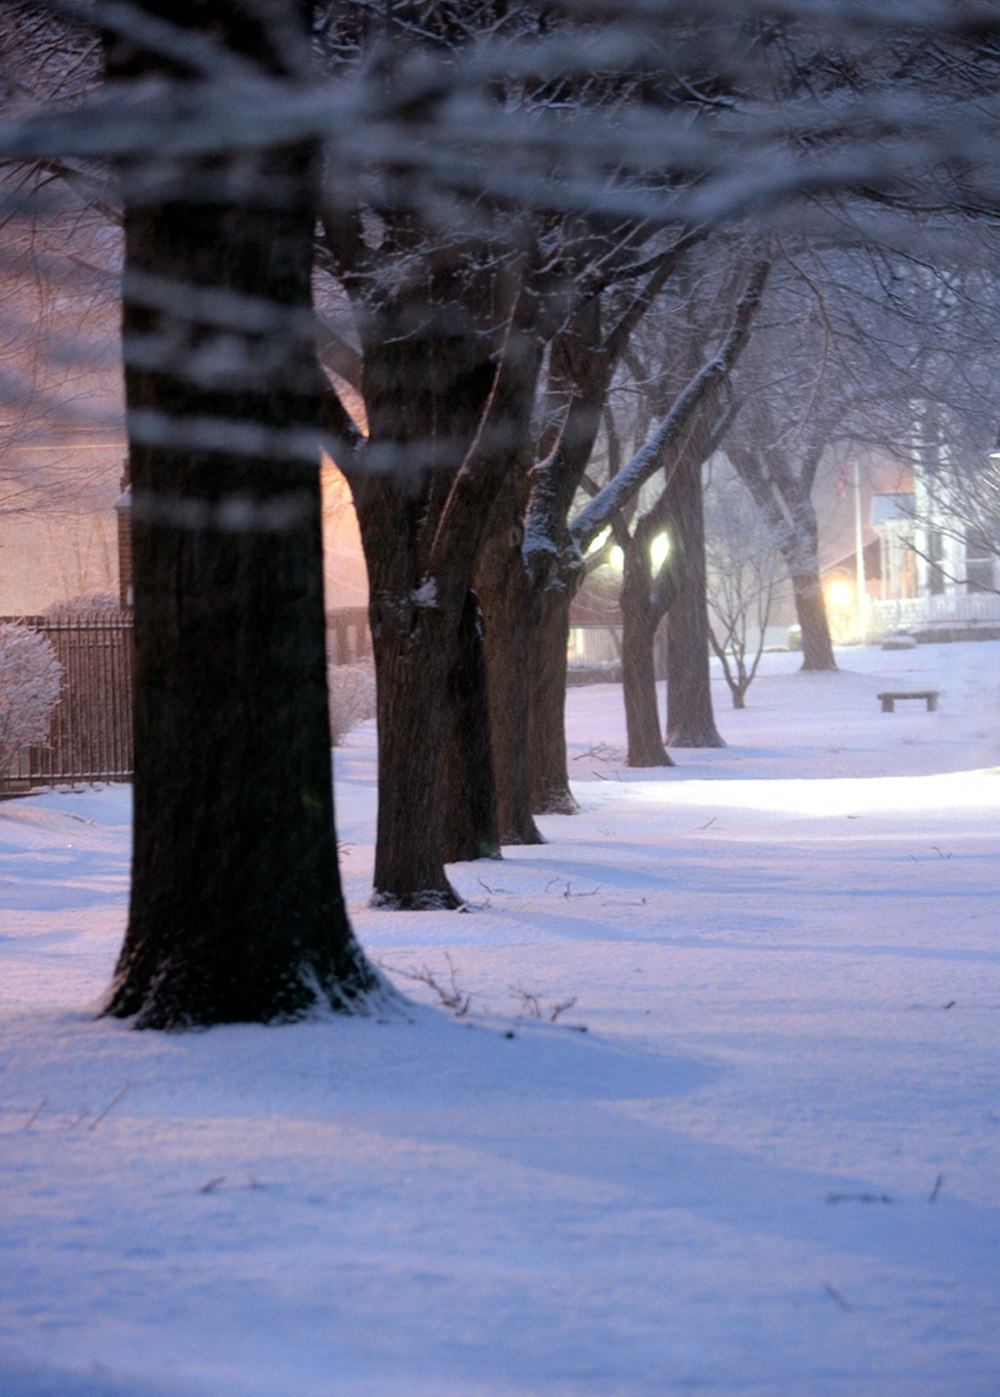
[
  {"x1": 1, "y1": 607, "x2": 375, "y2": 794},
  {"x1": 1, "y1": 612, "x2": 134, "y2": 793}
]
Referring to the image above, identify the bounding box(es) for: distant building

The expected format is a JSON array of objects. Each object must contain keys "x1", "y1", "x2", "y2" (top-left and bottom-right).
[{"x1": 869, "y1": 464, "x2": 1000, "y2": 639}]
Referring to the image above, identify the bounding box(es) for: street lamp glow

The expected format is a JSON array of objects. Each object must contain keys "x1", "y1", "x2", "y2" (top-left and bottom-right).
[
  {"x1": 827, "y1": 579, "x2": 852, "y2": 610},
  {"x1": 650, "y1": 533, "x2": 671, "y2": 571}
]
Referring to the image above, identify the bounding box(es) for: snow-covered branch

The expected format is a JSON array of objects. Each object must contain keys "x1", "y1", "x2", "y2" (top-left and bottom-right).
[{"x1": 570, "y1": 259, "x2": 769, "y2": 554}]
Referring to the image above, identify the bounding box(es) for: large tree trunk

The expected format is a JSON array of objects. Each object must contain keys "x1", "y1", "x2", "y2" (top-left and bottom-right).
[
  {"x1": 368, "y1": 586, "x2": 462, "y2": 907},
  {"x1": 782, "y1": 494, "x2": 837, "y2": 671},
  {"x1": 620, "y1": 544, "x2": 674, "y2": 767},
  {"x1": 529, "y1": 583, "x2": 579, "y2": 814},
  {"x1": 352, "y1": 450, "x2": 466, "y2": 907},
  {"x1": 345, "y1": 248, "x2": 541, "y2": 904},
  {"x1": 665, "y1": 453, "x2": 725, "y2": 749},
  {"x1": 623, "y1": 610, "x2": 673, "y2": 766},
  {"x1": 348, "y1": 274, "x2": 495, "y2": 906},
  {"x1": 791, "y1": 567, "x2": 838, "y2": 671},
  {"x1": 102, "y1": 0, "x2": 379, "y2": 1027},
  {"x1": 521, "y1": 296, "x2": 610, "y2": 818},
  {"x1": 439, "y1": 591, "x2": 500, "y2": 864},
  {"x1": 477, "y1": 479, "x2": 544, "y2": 845}
]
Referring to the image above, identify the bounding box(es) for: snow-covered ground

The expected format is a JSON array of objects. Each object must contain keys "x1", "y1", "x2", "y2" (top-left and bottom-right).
[{"x1": 2, "y1": 640, "x2": 999, "y2": 1396}]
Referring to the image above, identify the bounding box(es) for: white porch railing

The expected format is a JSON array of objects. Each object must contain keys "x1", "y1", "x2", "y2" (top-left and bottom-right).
[{"x1": 871, "y1": 592, "x2": 1000, "y2": 633}]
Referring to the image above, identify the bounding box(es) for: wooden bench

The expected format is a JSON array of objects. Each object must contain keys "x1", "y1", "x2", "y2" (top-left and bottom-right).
[{"x1": 877, "y1": 690, "x2": 939, "y2": 713}]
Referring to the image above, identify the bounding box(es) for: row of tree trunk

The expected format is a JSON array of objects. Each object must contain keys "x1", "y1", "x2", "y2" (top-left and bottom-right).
[{"x1": 97, "y1": 0, "x2": 840, "y2": 1026}]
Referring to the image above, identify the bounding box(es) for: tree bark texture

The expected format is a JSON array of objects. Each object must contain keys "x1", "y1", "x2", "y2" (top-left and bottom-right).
[
  {"x1": 102, "y1": 0, "x2": 379, "y2": 1026},
  {"x1": 344, "y1": 243, "x2": 541, "y2": 904},
  {"x1": 620, "y1": 543, "x2": 674, "y2": 767},
  {"x1": 367, "y1": 581, "x2": 462, "y2": 906},
  {"x1": 439, "y1": 591, "x2": 501, "y2": 863},
  {"x1": 790, "y1": 529, "x2": 833, "y2": 675},
  {"x1": 477, "y1": 477, "x2": 544, "y2": 845},
  {"x1": 779, "y1": 491, "x2": 837, "y2": 671},
  {"x1": 792, "y1": 568, "x2": 838, "y2": 671},
  {"x1": 349, "y1": 281, "x2": 494, "y2": 904},
  {"x1": 521, "y1": 298, "x2": 610, "y2": 814},
  {"x1": 665, "y1": 451, "x2": 725, "y2": 748},
  {"x1": 623, "y1": 611, "x2": 672, "y2": 765},
  {"x1": 528, "y1": 583, "x2": 579, "y2": 814}
]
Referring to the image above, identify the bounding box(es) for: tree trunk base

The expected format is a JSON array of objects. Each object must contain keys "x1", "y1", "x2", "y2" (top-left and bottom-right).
[
  {"x1": 102, "y1": 941, "x2": 388, "y2": 1029},
  {"x1": 445, "y1": 841, "x2": 503, "y2": 862},
  {"x1": 626, "y1": 749, "x2": 676, "y2": 768},
  {"x1": 442, "y1": 835, "x2": 502, "y2": 862},
  {"x1": 533, "y1": 785, "x2": 580, "y2": 815},
  {"x1": 370, "y1": 884, "x2": 464, "y2": 911},
  {"x1": 500, "y1": 824, "x2": 546, "y2": 847},
  {"x1": 666, "y1": 727, "x2": 726, "y2": 749}
]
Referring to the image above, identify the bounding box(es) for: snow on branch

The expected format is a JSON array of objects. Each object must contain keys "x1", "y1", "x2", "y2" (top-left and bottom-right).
[
  {"x1": 570, "y1": 259, "x2": 769, "y2": 554},
  {"x1": 4, "y1": 2, "x2": 1000, "y2": 232}
]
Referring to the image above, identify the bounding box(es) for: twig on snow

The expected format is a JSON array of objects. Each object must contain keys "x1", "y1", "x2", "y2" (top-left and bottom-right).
[
  {"x1": 23, "y1": 1098, "x2": 45, "y2": 1130},
  {"x1": 573, "y1": 742, "x2": 625, "y2": 763},
  {"x1": 822, "y1": 1282, "x2": 851, "y2": 1311},
  {"x1": 378, "y1": 952, "x2": 472, "y2": 1017},
  {"x1": 510, "y1": 984, "x2": 580, "y2": 1024},
  {"x1": 88, "y1": 1083, "x2": 130, "y2": 1131}
]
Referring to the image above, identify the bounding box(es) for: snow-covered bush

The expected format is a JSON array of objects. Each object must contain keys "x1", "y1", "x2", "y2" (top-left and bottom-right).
[
  {"x1": 0, "y1": 624, "x2": 63, "y2": 781},
  {"x1": 328, "y1": 661, "x2": 376, "y2": 746}
]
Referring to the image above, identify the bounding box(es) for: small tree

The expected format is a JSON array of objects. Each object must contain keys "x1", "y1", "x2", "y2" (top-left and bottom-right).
[
  {"x1": 0, "y1": 624, "x2": 62, "y2": 781},
  {"x1": 705, "y1": 473, "x2": 783, "y2": 709}
]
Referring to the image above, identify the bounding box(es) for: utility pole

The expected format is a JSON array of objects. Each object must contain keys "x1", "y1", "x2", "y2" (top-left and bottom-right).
[{"x1": 853, "y1": 457, "x2": 867, "y2": 642}]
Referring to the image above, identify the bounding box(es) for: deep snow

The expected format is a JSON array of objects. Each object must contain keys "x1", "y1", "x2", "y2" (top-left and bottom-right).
[{"x1": 1, "y1": 640, "x2": 999, "y2": 1395}]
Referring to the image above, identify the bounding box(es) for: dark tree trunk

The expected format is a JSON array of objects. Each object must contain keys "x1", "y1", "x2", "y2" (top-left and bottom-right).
[
  {"x1": 342, "y1": 247, "x2": 542, "y2": 905},
  {"x1": 623, "y1": 611, "x2": 673, "y2": 765},
  {"x1": 620, "y1": 539, "x2": 674, "y2": 767},
  {"x1": 521, "y1": 296, "x2": 611, "y2": 819},
  {"x1": 529, "y1": 584, "x2": 579, "y2": 814},
  {"x1": 351, "y1": 439, "x2": 467, "y2": 908},
  {"x1": 477, "y1": 479, "x2": 544, "y2": 845},
  {"x1": 439, "y1": 591, "x2": 501, "y2": 864},
  {"x1": 368, "y1": 586, "x2": 462, "y2": 907},
  {"x1": 347, "y1": 277, "x2": 495, "y2": 906},
  {"x1": 102, "y1": 0, "x2": 380, "y2": 1027},
  {"x1": 665, "y1": 453, "x2": 725, "y2": 749}
]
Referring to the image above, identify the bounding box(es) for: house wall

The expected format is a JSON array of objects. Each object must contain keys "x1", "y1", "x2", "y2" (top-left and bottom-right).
[{"x1": 0, "y1": 486, "x2": 120, "y2": 614}]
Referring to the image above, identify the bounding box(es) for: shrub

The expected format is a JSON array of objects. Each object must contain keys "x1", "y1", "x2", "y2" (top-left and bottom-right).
[
  {"x1": 328, "y1": 661, "x2": 376, "y2": 746},
  {"x1": 0, "y1": 624, "x2": 63, "y2": 781}
]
